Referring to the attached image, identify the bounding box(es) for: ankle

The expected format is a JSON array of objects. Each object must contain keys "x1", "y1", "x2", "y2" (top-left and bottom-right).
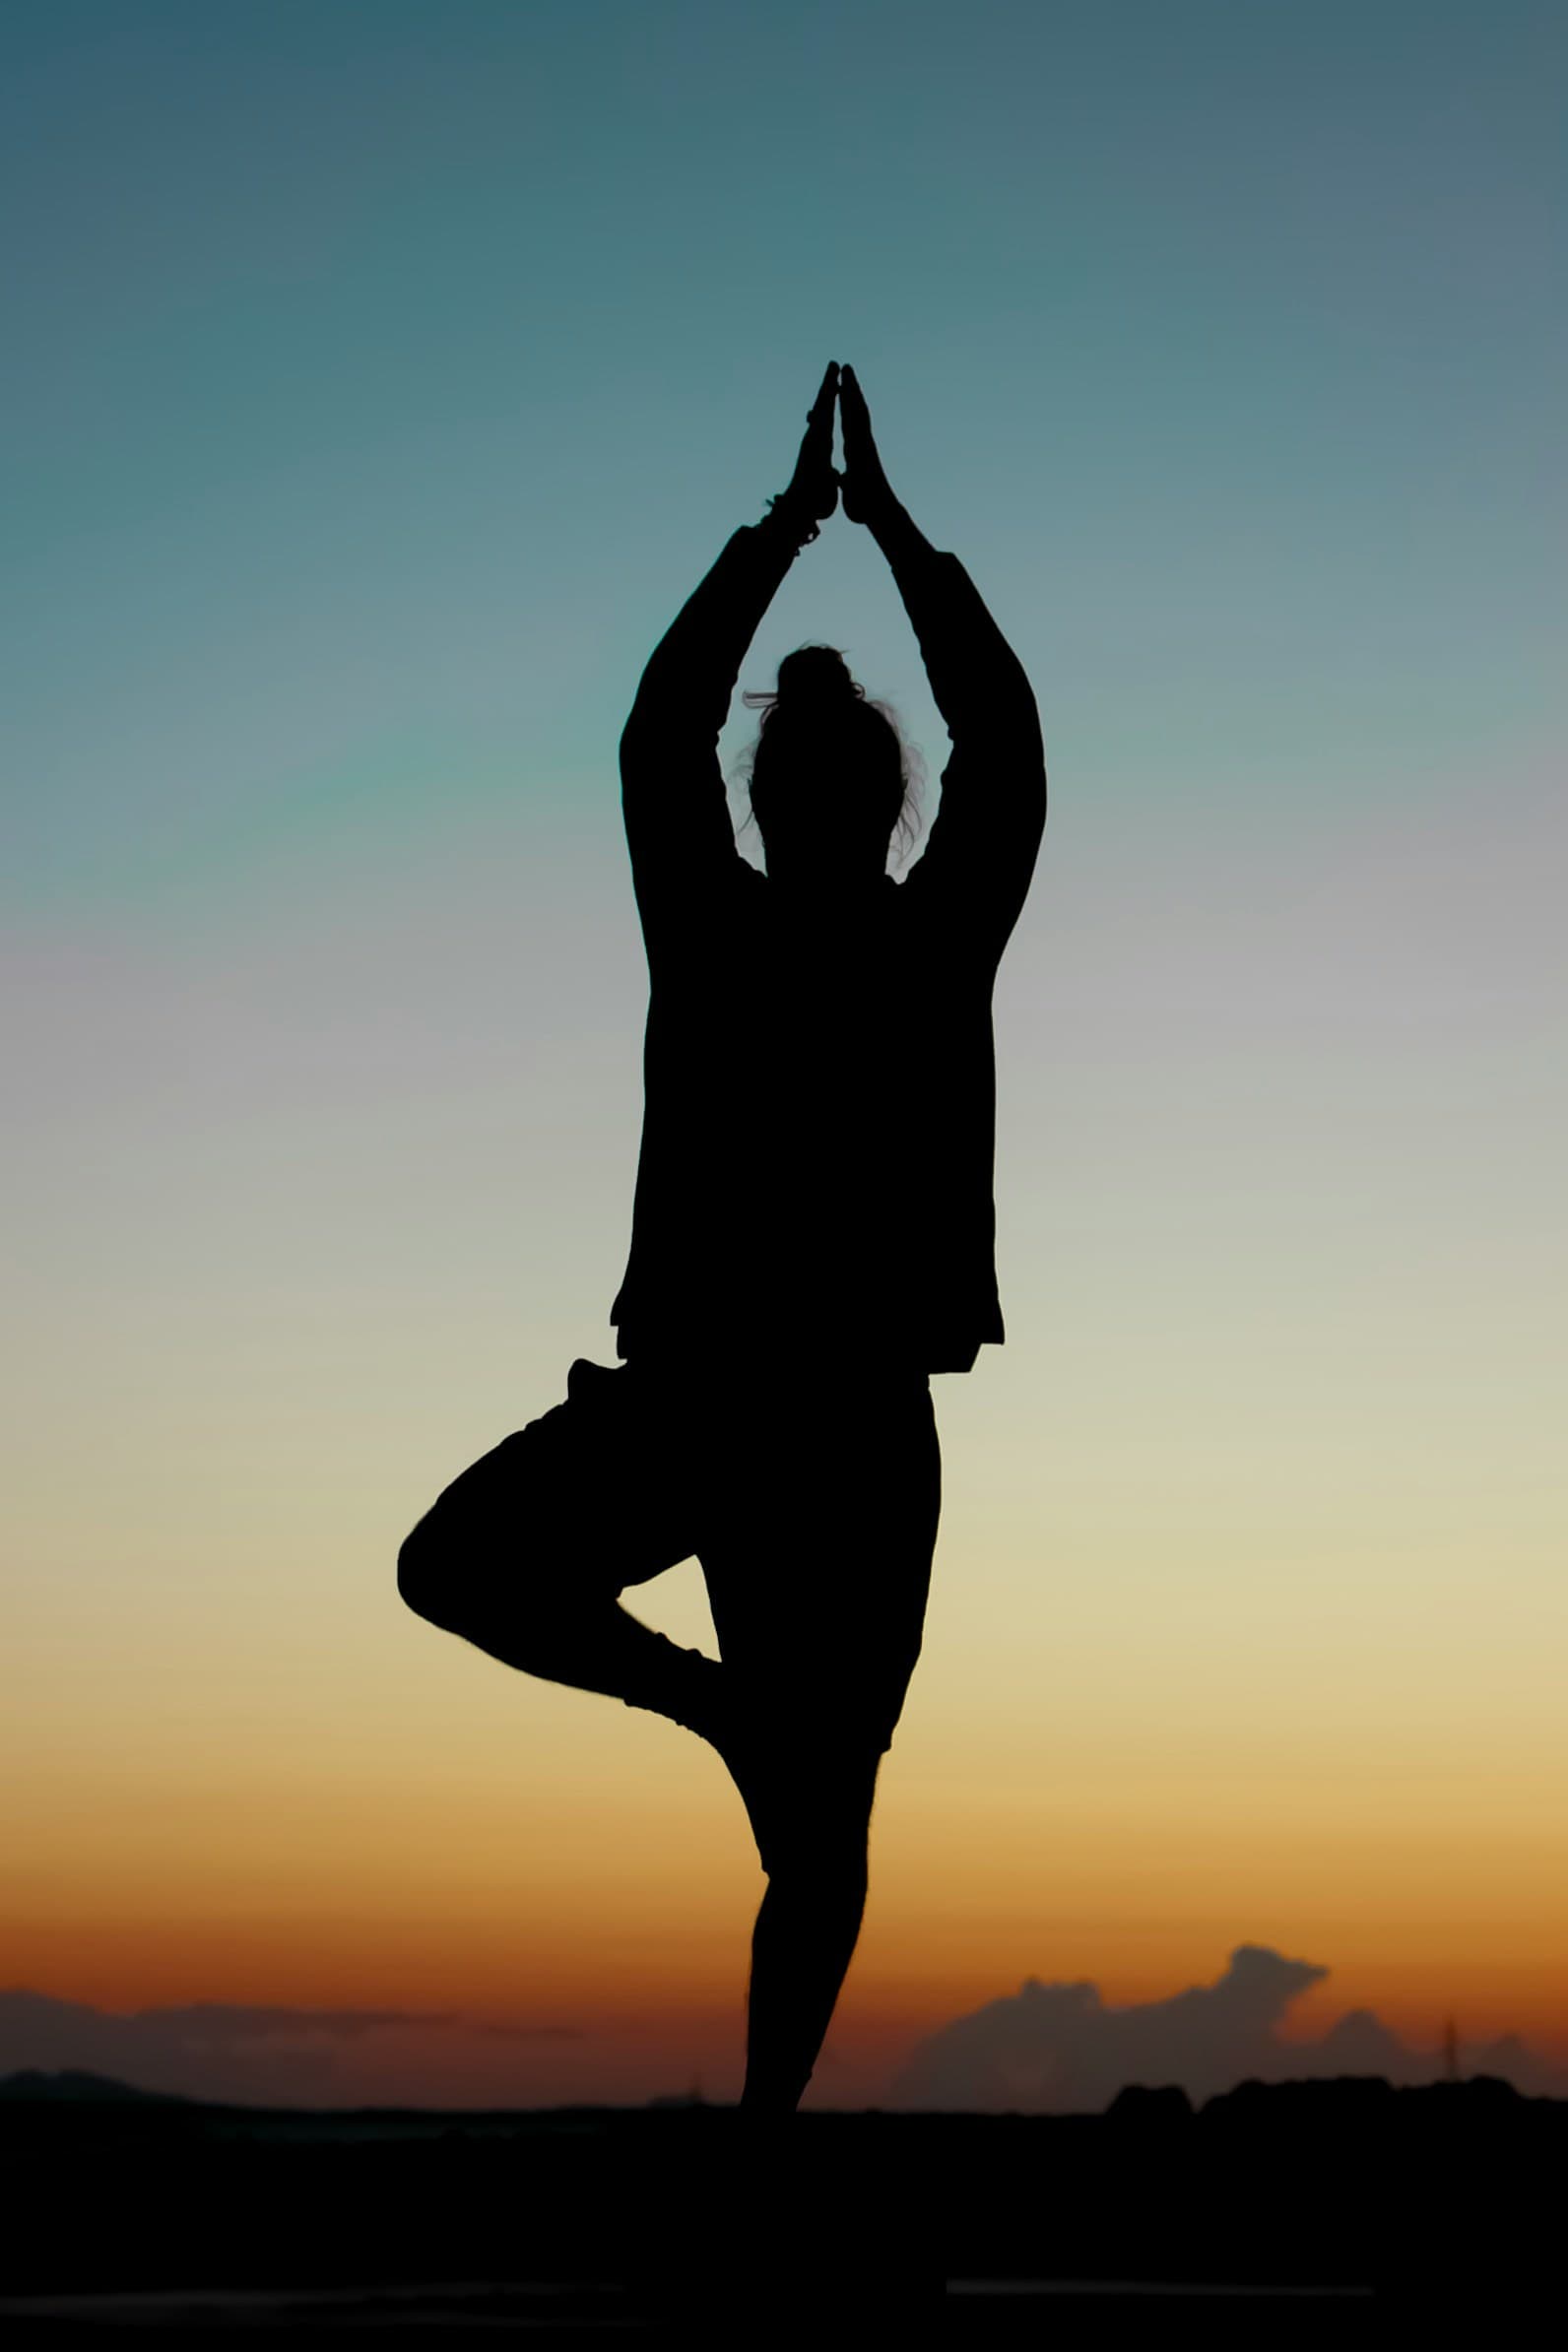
[{"x1": 621, "y1": 1635, "x2": 722, "y2": 1736}]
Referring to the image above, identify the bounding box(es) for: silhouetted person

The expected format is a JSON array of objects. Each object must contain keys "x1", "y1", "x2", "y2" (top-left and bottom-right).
[{"x1": 398, "y1": 363, "x2": 1046, "y2": 2119}]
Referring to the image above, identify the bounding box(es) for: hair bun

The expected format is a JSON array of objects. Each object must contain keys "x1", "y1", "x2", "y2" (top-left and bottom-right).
[{"x1": 774, "y1": 645, "x2": 862, "y2": 710}]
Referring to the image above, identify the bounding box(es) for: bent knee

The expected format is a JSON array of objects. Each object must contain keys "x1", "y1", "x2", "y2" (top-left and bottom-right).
[
  {"x1": 397, "y1": 1517, "x2": 460, "y2": 1628},
  {"x1": 763, "y1": 1840, "x2": 870, "y2": 1901},
  {"x1": 757, "y1": 1799, "x2": 875, "y2": 1892},
  {"x1": 397, "y1": 1511, "x2": 578, "y2": 1641}
]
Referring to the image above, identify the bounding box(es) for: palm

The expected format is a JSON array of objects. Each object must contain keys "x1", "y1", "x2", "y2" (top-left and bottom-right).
[
  {"x1": 783, "y1": 361, "x2": 842, "y2": 522},
  {"x1": 838, "y1": 364, "x2": 893, "y2": 525}
]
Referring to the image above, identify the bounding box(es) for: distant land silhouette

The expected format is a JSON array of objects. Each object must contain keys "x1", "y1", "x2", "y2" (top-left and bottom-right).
[
  {"x1": 5, "y1": 1946, "x2": 1561, "y2": 2111},
  {"x1": 891, "y1": 1942, "x2": 1567, "y2": 2110},
  {"x1": 0, "y1": 2067, "x2": 183, "y2": 2103}
]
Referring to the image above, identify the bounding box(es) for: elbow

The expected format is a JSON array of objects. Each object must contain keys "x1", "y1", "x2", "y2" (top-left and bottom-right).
[
  {"x1": 620, "y1": 705, "x2": 652, "y2": 763},
  {"x1": 620, "y1": 708, "x2": 663, "y2": 792},
  {"x1": 1033, "y1": 737, "x2": 1048, "y2": 825}
]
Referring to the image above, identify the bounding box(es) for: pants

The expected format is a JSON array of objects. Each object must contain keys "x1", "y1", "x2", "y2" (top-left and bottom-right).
[{"x1": 402, "y1": 1354, "x2": 943, "y2": 1756}]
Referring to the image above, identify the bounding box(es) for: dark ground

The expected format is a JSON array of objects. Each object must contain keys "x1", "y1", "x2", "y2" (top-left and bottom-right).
[{"x1": 0, "y1": 2077, "x2": 1560, "y2": 2335}]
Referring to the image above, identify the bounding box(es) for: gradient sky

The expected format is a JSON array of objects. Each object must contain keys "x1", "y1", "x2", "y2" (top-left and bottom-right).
[{"x1": 5, "y1": 0, "x2": 1564, "y2": 2107}]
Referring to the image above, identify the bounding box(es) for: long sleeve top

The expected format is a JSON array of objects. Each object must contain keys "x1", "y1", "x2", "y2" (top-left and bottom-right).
[{"x1": 610, "y1": 504, "x2": 1046, "y2": 1374}]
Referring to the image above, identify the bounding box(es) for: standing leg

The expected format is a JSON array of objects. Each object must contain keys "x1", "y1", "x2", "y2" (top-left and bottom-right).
[
  {"x1": 698, "y1": 1367, "x2": 943, "y2": 2116},
  {"x1": 733, "y1": 1740, "x2": 882, "y2": 2115}
]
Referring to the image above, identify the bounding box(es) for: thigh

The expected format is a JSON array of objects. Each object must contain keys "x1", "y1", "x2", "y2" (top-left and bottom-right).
[
  {"x1": 405, "y1": 1357, "x2": 699, "y2": 1599},
  {"x1": 697, "y1": 1372, "x2": 942, "y2": 1753}
]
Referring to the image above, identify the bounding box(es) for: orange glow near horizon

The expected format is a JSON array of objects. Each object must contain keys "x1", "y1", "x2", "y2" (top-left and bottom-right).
[{"x1": 13, "y1": 1582, "x2": 1568, "y2": 2102}]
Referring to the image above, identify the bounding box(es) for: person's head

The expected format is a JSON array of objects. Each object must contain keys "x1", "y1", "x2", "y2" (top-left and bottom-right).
[{"x1": 739, "y1": 645, "x2": 920, "y2": 891}]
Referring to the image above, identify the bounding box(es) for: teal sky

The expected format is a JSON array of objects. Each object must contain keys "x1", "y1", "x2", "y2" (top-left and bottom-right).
[
  {"x1": 5, "y1": 1, "x2": 1566, "y2": 2075},
  {"x1": 6, "y1": 0, "x2": 1559, "y2": 906}
]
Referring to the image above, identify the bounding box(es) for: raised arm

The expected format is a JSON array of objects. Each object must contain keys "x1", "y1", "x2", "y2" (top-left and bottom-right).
[
  {"x1": 840, "y1": 366, "x2": 1046, "y2": 952},
  {"x1": 620, "y1": 365, "x2": 840, "y2": 947}
]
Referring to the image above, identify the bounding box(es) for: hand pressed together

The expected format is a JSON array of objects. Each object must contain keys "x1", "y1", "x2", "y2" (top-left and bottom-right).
[
  {"x1": 835, "y1": 363, "x2": 899, "y2": 528},
  {"x1": 774, "y1": 360, "x2": 900, "y2": 535},
  {"x1": 777, "y1": 361, "x2": 843, "y2": 528}
]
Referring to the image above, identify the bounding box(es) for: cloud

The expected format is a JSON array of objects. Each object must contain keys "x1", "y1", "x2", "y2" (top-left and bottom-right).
[
  {"x1": 0, "y1": 1990, "x2": 581, "y2": 2108},
  {"x1": 128, "y1": 2004, "x2": 457, "y2": 2043},
  {"x1": 887, "y1": 1945, "x2": 1567, "y2": 2113},
  {"x1": 476, "y1": 2021, "x2": 585, "y2": 2041}
]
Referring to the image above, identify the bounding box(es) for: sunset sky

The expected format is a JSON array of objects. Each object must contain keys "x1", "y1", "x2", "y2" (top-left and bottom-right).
[{"x1": 5, "y1": 0, "x2": 1564, "y2": 2108}]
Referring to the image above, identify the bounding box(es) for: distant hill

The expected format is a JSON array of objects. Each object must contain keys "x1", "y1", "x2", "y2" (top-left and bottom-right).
[{"x1": 0, "y1": 2068, "x2": 185, "y2": 2104}]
